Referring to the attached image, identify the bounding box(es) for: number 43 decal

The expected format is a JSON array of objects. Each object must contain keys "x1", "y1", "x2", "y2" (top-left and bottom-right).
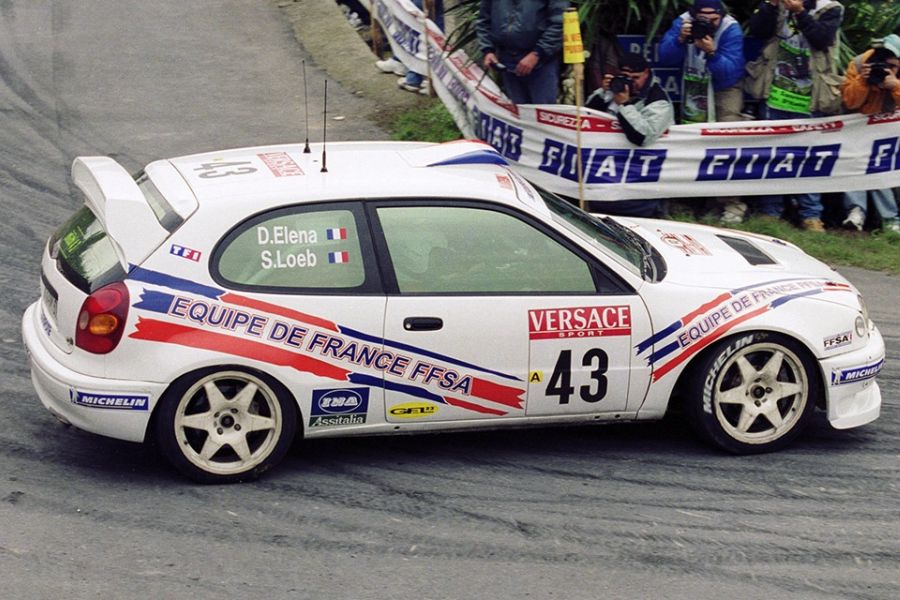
[{"x1": 546, "y1": 349, "x2": 608, "y2": 404}]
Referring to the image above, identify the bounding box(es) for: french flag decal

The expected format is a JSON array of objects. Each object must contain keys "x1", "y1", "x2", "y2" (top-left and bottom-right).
[
  {"x1": 329, "y1": 251, "x2": 350, "y2": 264},
  {"x1": 326, "y1": 228, "x2": 347, "y2": 240}
]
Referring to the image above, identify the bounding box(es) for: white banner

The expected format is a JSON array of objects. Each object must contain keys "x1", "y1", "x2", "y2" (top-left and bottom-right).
[{"x1": 372, "y1": 0, "x2": 900, "y2": 201}]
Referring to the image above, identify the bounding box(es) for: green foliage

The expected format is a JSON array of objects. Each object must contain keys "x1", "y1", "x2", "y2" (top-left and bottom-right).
[{"x1": 391, "y1": 100, "x2": 462, "y2": 143}]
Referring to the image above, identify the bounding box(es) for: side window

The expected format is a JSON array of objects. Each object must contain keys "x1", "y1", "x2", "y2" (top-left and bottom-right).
[
  {"x1": 214, "y1": 206, "x2": 365, "y2": 290},
  {"x1": 376, "y1": 206, "x2": 596, "y2": 294}
]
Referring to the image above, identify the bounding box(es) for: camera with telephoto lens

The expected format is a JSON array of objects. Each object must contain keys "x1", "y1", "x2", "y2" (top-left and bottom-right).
[
  {"x1": 867, "y1": 62, "x2": 889, "y2": 85},
  {"x1": 688, "y1": 16, "x2": 716, "y2": 42},
  {"x1": 609, "y1": 74, "x2": 633, "y2": 95}
]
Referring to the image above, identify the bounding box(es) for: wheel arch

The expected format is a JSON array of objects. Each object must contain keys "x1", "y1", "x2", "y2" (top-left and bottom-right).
[
  {"x1": 668, "y1": 328, "x2": 826, "y2": 416},
  {"x1": 144, "y1": 363, "x2": 305, "y2": 444}
]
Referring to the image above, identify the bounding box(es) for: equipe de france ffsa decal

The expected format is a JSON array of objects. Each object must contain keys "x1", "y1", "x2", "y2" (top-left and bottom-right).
[
  {"x1": 636, "y1": 278, "x2": 853, "y2": 381},
  {"x1": 126, "y1": 267, "x2": 524, "y2": 417}
]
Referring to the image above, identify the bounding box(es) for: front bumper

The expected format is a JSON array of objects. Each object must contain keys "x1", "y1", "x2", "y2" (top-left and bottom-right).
[
  {"x1": 22, "y1": 303, "x2": 166, "y2": 443},
  {"x1": 820, "y1": 325, "x2": 885, "y2": 430}
]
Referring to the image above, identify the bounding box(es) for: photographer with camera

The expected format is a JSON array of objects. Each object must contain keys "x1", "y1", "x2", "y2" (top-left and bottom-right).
[
  {"x1": 839, "y1": 34, "x2": 900, "y2": 233},
  {"x1": 659, "y1": 0, "x2": 745, "y2": 125},
  {"x1": 584, "y1": 53, "x2": 674, "y2": 217},
  {"x1": 659, "y1": 0, "x2": 746, "y2": 224}
]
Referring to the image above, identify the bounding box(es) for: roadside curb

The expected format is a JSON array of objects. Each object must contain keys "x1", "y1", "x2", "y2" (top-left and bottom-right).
[{"x1": 271, "y1": 0, "x2": 429, "y2": 129}]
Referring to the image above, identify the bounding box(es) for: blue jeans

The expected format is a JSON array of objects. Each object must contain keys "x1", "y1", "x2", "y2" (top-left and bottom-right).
[
  {"x1": 844, "y1": 189, "x2": 899, "y2": 222},
  {"x1": 499, "y1": 56, "x2": 560, "y2": 105},
  {"x1": 756, "y1": 107, "x2": 823, "y2": 220},
  {"x1": 404, "y1": 0, "x2": 444, "y2": 88}
]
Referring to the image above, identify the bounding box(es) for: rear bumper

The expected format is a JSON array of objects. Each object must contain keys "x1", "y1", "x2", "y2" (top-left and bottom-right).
[
  {"x1": 820, "y1": 326, "x2": 885, "y2": 430},
  {"x1": 22, "y1": 303, "x2": 165, "y2": 443}
]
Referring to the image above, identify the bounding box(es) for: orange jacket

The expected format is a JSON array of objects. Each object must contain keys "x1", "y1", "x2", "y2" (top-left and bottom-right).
[{"x1": 842, "y1": 49, "x2": 900, "y2": 115}]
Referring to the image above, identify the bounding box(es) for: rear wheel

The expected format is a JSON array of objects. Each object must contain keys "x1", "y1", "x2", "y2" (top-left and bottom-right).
[
  {"x1": 685, "y1": 332, "x2": 818, "y2": 454},
  {"x1": 155, "y1": 368, "x2": 297, "y2": 483}
]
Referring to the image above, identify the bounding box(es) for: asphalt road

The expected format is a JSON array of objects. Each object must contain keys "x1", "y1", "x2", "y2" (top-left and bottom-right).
[{"x1": 1, "y1": 2, "x2": 898, "y2": 599}]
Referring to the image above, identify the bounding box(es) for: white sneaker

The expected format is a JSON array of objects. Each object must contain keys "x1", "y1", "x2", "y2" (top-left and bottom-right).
[
  {"x1": 842, "y1": 206, "x2": 864, "y2": 231},
  {"x1": 375, "y1": 58, "x2": 407, "y2": 76},
  {"x1": 884, "y1": 218, "x2": 900, "y2": 233},
  {"x1": 719, "y1": 199, "x2": 747, "y2": 225},
  {"x1": 397, "y1": 77, "x2": 422, "y2": 93}
]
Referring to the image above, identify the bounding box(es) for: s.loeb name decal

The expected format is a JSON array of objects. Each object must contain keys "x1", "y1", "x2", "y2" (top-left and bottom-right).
[{"x1": 529, "y1": 306, "x2": 631, "y2": 340}]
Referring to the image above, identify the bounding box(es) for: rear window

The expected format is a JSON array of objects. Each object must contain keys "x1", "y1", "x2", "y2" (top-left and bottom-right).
[{"x1": 49, "y1": 206, "x2": 125, "y2": 293}]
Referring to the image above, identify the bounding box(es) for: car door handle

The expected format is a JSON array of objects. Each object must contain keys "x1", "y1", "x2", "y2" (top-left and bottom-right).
[{"x1": 403, "y1": 317, "x2": 443, "y2": 331}]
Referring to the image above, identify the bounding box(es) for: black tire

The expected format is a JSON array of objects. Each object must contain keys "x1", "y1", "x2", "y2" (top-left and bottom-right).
[
  {"x1": 154, "y1": 367, "x2": 298, "y2": 483},
  {"x1": 685, "y1": 332, "x2": 818, "y2": 454}
]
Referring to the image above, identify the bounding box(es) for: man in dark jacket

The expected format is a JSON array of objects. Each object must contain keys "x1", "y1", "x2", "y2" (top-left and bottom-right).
[{"x1": 476, "y1": 0, "x2": 568, "y2": 104}]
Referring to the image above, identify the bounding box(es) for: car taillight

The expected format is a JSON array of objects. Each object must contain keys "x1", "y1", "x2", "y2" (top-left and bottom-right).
[{"x1": 75, "y1": 282, "x2": 129, "y2": 354}]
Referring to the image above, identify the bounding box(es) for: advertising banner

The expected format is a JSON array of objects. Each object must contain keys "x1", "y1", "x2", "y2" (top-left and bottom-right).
[{"x1": 372, "y1": 0, "x2": 900, "y2": 201}]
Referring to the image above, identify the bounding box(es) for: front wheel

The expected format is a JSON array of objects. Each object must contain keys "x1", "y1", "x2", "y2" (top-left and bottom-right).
[
  {"x1": 154, "y1": 368, "x2": 298, "y2": 483},
  {"x1": 685, "y1": 332, "x2": 818, "y2": 454}
]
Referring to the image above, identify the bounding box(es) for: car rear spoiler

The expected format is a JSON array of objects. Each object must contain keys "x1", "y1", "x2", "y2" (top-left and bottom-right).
[{"x1": 71, "y1": 156, "x2": 171, "y2": 271}]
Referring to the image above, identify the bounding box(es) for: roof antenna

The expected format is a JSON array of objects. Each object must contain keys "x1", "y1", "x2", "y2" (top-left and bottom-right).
[
  {"x1": 320, "y1": 80, "x2": 328, "y2": 173},
  {"x1": 302, "y1": 61, "x2": 311, "y2": 153}
]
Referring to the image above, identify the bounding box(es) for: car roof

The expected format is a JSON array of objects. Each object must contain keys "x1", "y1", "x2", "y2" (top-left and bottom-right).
[{"x1": 158, "y1": 140, "x2": 545, "y2": 215}]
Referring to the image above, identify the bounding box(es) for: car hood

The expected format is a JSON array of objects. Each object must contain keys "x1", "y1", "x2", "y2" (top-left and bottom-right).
[{"x1": 619, "y1": 218, "x2": 847, "y2": 289}]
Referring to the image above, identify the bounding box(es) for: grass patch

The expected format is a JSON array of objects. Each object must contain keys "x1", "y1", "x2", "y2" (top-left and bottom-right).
[
  {"x1": 390, "y1": 105, "x2": 900, "y2": 275},
  {"x1": 391, "y1": 100, "x2": 462, "y2": 143}
]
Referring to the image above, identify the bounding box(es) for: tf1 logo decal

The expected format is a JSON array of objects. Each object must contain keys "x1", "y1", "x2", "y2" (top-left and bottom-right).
[
  {"x1": 170, "y1": 244, "x2": 202, "y2": 262},
  {"x1": 529, "y1": 306, "x2": 632, "y2": 340},
  {"x1": 309, "y1": 387, "x2": 369, "y2": 428}
]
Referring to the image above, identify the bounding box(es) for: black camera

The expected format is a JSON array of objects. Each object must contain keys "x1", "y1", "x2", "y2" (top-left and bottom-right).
[
  {"x1": 867, "y1": 62, "x2": 889, "y2": 85},
  {"x1": 688, "y1": 16, "x2": 716, "y2": 42},
  {"x1": 609, "y1": 74, "x2": 633, "y2": 95}
]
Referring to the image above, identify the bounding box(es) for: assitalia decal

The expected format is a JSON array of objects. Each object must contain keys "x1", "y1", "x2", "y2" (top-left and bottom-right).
[
  {"x1": 127, "y1": 267, "x2": 524, "y2": 416},
  {"x1": 636, "y1": 278, "x2": 853, "y2": 381}
]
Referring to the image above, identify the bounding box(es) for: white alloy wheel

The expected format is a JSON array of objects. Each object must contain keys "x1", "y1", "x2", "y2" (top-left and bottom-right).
[
  {"x1": 156, "y1": 368, "x2": 297, "y2": 482},
  {"x1": 687, "y1": 333, "x2": 817, "y2": 453}
]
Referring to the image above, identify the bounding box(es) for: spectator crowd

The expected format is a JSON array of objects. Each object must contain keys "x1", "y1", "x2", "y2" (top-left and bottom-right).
[{"x1": 368, "y1": 0, "x2": 900, "y2": 233}]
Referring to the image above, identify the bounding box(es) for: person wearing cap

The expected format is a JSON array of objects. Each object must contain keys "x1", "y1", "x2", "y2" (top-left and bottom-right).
[
  {"x1": 839, "y1": 34, "x2": 900, "y2": 233},
  {"x1": 744, "y1": 0, "x2": 845, "y2": 232},
  {"x1": 659, "y1": 0, "x2": 747, "y2": 224},
  {"x1": 659, "y1": 0, "x2": 745, "y2": 124},
  {"x1": 584, "y1": 52, "x2": 675, "y2": 218},
  {"x1": 476, "y1": 0, "x2": 568, "y2": 104}
]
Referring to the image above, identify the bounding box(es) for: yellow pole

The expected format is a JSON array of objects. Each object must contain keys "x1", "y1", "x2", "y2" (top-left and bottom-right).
[{"x1": 562, "y1": 8, "x2": 586, "y2": 209}]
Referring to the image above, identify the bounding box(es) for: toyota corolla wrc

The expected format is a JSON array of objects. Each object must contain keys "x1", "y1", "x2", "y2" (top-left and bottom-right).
[{"x1": 22, "y1": 140, "x2": 884, "y2": 482}]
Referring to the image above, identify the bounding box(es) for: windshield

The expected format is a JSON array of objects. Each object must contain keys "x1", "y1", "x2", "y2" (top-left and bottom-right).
[
  {"x1": 537, "y1": 186, "x2": 662, "y2": 279},
  {"x1": 49, "y1": 205, "x2": 126, "y2": 293}
]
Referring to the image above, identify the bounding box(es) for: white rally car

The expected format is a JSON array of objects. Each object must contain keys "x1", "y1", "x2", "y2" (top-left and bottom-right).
[{"x1": 22, "y1": 140, "x2": 884, "y2": 482}]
